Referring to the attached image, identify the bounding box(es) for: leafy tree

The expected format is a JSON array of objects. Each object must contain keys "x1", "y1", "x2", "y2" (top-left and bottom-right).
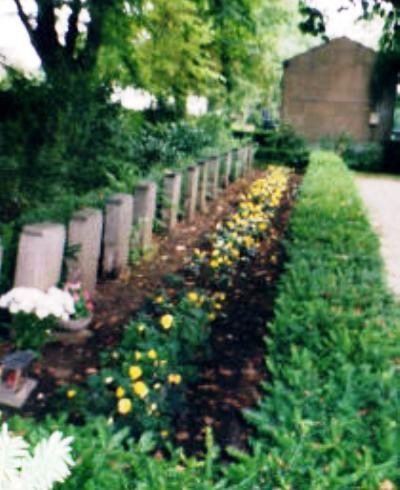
[
  {"x1": 136, "y1": 0, "x2": 218, "y2": 116},
  {"x1": 11, "y1": 0, "x2": 144, "y2": 85},
  {"x1": 206, "y1": 0, "x2": 291, "y2": 116}
]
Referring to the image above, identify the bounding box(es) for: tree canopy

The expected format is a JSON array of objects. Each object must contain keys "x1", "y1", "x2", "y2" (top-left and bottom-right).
[{"x1": 10, "y1": 0, "x2": 307, "y2": 114}]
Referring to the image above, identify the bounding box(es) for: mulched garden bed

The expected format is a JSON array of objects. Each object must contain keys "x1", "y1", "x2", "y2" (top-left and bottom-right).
[
  {"x1": 2, "y1": 172, "x2": 265, "y2": 419},
  {"x1": 174, "y1": 175, "x2": 299, "y2": 458},
  {"x1": 1, "y1": 169, "x2": 300, "y2": 461}
]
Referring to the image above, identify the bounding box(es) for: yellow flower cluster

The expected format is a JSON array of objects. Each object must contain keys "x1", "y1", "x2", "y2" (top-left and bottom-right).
[{"x1": 192, "y1": 166, "x2": 290, "y2": 274}]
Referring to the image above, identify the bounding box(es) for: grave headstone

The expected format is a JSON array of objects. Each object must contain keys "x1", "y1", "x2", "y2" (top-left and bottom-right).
[
  {"x1": 133, "y1": 181, "x2": 157, "y2": 251},
  {"x1": 207, "y1": 157, "x2": 220, "y2": 200},
  {"x1": 162, "y1": 171, "x2": 182, "y2": 232},
  {"x1": 185, "y1": 165, "x2": 199, "y2": 222},
  {"x1": 197, "y1": 161, "x2": 209, "y2": 213},
  {"x1": 67, "y1": 208, "x2": 103, "y2": 293},
  {"x1": 222, "y1": 152, "x2": 232, "y2": 188},
  {"x1": 103, "y1": 193, "x2": 134, "y2": 276},
  {"x1": 14, "y1": 223, "x2": 66, "y2": 290}
]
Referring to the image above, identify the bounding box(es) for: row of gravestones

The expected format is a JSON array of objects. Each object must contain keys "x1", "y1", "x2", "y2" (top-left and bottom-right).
[{"x1": 7, "y1": 145, "x2": 255, "y2": 294}]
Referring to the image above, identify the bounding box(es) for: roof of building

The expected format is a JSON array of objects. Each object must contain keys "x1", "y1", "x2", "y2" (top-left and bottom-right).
[{"x1": 283, "y1": 36, "x2": 376, "y2": 67}]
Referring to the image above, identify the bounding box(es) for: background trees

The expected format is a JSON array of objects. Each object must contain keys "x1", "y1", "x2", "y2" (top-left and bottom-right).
[{"x1": 0, "y1": 0, "x2": 313, "y2": 225}]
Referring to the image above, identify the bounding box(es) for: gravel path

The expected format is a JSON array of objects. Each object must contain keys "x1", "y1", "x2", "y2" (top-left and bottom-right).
[{"x1": 356, "y1": 175, "x2": 400, "y2": 297}]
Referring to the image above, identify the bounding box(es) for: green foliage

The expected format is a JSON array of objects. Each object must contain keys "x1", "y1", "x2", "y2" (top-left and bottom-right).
[
  {"x1": 136, "y1": 0, "x2": 218, "y2": 105},
  {"x1": 10, "y1": 313, "x2": 56, "y2": 351},
  {"x1": 70, "y1": 289, "x2": 215, "y2": 440},
  {"x1": 7, "y1": 415, "x2": 226, "y2": 489},
  {"x1": 254, "y1": 124, "x2": 310, "y2": 171},
  {"x1": 343, "y1": 142, "x2": 384, "y2": 172},
  {"x1": 231, "y1": 151, "x2": 400, "y2": 489},
  {"x1": 319, "y1": 132, "x2": 384, "y2": 172}
]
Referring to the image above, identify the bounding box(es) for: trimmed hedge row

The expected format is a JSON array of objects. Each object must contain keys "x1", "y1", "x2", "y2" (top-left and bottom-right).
[{"x1": 237, "y1": 152, "x2": 400, "y2": 489}]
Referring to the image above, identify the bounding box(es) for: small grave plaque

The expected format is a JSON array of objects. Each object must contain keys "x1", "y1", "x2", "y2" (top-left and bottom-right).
[{"x1": 0, "y1": 351, "x2": 37, "y2": 408}]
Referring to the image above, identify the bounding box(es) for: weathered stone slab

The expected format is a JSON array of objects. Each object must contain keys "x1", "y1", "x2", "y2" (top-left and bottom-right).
[
  {"x1": 222, "y1": 152, "x2": 232, "y2": 188},
  {"x1": 67, "y1": 208, "x2": 103, "y2": 293},
  {"x1": 14, "y1": 223, "x2": 66, "y2": 290},
  {"x1": 0, "y1": 378, "x2": 37, "y2": 409},
  {"x1": 239, "y1": 147, "x2": 247, "y2": 177},
  {"x1": 231, "y1": 149, "x2": 240, "y2": 180},
  {"x1": 249, "y1": 144, "x2": 256, "y2": 170},
  {"x1": 103, "y1": 193, "x2": 134, "y2": 276},
  {"x1": 207, "y1": 157, "x2": 220, "y2": 200},
  {"x1": 162, "y1": 171, "x2": 182, "y2": 232},
  {"x1": 185, "y1": 165, "x2": 199, "y2": 222},
  {"x1": 133, "y1": 181, "x2": 157, "y2": 251},
  {"x1": 197, "y1": 161, "x2": 209, "y2": 213}
]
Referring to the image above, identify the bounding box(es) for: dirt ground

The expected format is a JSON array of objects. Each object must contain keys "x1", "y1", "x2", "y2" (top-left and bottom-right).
[
  {"x1": 8, "y1": 172, "x2": 263, "y2": 418},
  {"x1": 2, "y1": 170, "x2": 300, "y2": 458}
]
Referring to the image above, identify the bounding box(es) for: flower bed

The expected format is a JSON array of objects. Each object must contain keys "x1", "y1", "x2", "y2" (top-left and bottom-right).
[
  {"x1": 60, "y1": 166, "x2": 292, "y2": 442},
  {"x1": 6, "y1": 165, "x2": 294, "y2": 489}
]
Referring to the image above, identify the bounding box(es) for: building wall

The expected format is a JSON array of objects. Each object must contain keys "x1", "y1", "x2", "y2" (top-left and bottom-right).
[{"x1": 281, "y1": 38, "x2": 382, "y2": 143}]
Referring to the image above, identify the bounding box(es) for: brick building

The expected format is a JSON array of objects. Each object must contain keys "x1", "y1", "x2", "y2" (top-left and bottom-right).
[{"x1": 281, "y1": 37, "x2": 395, "y2": 143}]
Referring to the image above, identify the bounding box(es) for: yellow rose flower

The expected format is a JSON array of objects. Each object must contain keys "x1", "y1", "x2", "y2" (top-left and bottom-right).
[
  {"x1": 129, "y1": 366, "x2": 143, "y2": 380},
  {"x1": 187, "y1": 291, "x2": 199, "y2": 302},
  {"x1": 134, "y1": 351, "x2": 142, "y2": 360},
  {"x1": 168, "y1": 374, "x2": 182, "y2": 385},
  {"x1": 118, "y1": 398, "x2": 132, "y2": 415},
  {"x1": 133, "y1": 381, "x2": 149, "y2": 398},
  {"x1": 116, "y1": 386, "x2": 125, "y2": 398},
  {"x1": 160, "y1": 314, "x2": 173, "y2": 330},
  {"x1": 147, "y1": 349, "x2": 157, "y2": 359},
  {"x1": 208, "y1": 312, "x2": 216, "y2": 321},
  {"x1": 210, "y1": 259, "x2": 219, "y2": 269},
  {"x1": 154, "y1": 295, "x2": 164, "y2": 304},
  {"x1": 137, "y1": 324, "x2": 146, "y2": 333},
  {"x1": 67, "y1": 389, "x2": 76, "y2": 399}
]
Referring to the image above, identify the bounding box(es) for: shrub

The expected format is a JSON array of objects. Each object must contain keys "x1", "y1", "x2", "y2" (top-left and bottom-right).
[
  {"x1": 319, "y1": 132, "x2": 384, "y2": 172},
  {"x1": 343, "y1": 142, "x2": 384, "y2": 172},
  {"x1": 7, "y1": 415, "x2": 225, "y2": 489},
  {"x1": 254, "y1": 124, "x2": 310, "y2": 171},
  {"x1": 232, "y1": 151, "x2": 400, "y2": 488}
]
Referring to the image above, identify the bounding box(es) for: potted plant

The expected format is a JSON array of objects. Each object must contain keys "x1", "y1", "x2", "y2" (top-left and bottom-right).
[
  {"x1": 0, "y1": 287, "x2": 76, "y2": 350},
  {"x1": 59, "y1": 282, "x2": 94, "y2": 331}
]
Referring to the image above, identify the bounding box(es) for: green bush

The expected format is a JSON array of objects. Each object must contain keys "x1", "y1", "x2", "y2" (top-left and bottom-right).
[
  {"x1": 8, "y1": 415, "x2": 225, "y2": 489},
  {"x1": 319, "y1": 132, "x2": 383, "y2": 172},
  {"x1": 234, "y1": 151, "x2": 400, "y2": 489},
  {"x1": 343, "y1": 142, "x2": 384, "y2": 172},
  {"x1": 254, "y1": 124, "x2": 310, "y2": 171}
]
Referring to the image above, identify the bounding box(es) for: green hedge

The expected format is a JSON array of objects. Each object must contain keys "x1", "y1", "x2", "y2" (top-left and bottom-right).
[{"x1": 238, "y1": 151, "x2": 400, "y2": 489}]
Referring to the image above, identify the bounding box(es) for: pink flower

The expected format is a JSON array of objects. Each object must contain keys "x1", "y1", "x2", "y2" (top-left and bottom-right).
[
  {"x1": 65, "y1": 282, "x2": 81, "y2": 291},
  {"x1": 83, "y1": 290, "x2": 91, "y2": 301},
  {"x1": 73, "y1": 293, "x2": 80, "y2": 302}
]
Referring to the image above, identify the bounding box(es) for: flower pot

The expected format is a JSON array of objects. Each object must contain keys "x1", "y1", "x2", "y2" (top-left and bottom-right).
[{"x1": 59, "y1": 314, "x2": 93, "y2": 332}]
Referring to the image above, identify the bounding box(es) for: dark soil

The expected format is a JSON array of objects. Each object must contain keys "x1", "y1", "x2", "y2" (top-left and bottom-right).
[
  {"x1": 1, "y1": 170, "x2": 300, "y2": 460},
  {"x1": 1, "y1": 172, "x2": 266, "y2": 418},
  {"x1": 174, "y1": 176, "x2": 299, "y2": 458}
]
